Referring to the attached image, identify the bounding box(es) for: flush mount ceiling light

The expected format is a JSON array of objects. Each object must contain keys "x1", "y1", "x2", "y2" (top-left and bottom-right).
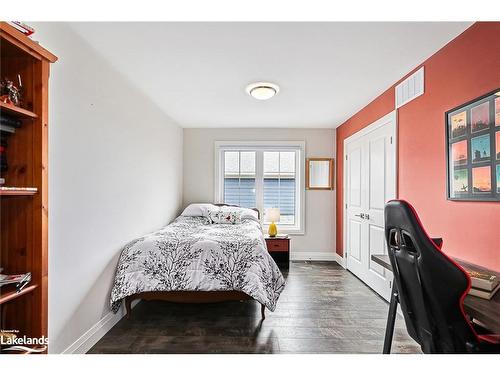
[{"x1": 245, "y1": 82, "x2": 279, "y2": 100}]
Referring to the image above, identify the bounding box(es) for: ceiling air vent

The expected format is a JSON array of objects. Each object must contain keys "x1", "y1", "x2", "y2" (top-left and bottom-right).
[{"x1": 395, "y1": 66, "x2": 424, "y2": 108}]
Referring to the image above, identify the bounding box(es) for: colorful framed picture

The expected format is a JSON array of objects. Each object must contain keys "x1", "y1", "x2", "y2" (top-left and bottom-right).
[
  {"x1": 472, "y1": 166, "x2": 491, "y2": 193},
  {"x1": 471, "y1": 101, "x2": 490, "y2": 133},
  {"x1": 453, "y1": 169, "x2": 468, "y2": 194},
  {"x1": 450, "y1": 111, "x2": 467, "y2": 139},
  {"x1": 471, "y1": 134, "x2": 490, "y2": 163},
  {"x1": 451, "y1": 140, "x2": 468, "y2": 166},
  {"x1": 445, "y1": 88, "x2": 500, "y2": 201}
]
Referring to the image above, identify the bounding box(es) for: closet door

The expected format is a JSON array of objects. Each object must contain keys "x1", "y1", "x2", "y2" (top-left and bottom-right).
[
  {"x1": 345, "y1": 136, "x2": 367, "y2": 281},
  {"x1": 345, "y1": 112, "x2": 396, "y2": 301}
]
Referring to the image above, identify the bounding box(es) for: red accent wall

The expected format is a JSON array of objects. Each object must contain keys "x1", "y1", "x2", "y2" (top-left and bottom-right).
[{"x1": 336, "y1": 22, "x2": 500, "y2": 271}]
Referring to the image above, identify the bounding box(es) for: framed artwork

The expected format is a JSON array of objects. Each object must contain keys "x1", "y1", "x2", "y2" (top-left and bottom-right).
[
  {"x1": 471, "y1": 134, "x2": 490, "y2": 163},
  {"x1": 451, "y1": 140, "x2": 468, "y2": 166},
  {"x1": 471, "y1": 102, "x2": 490, "y2": 133},
  {"x1": 450, "y1": 111, "x2": 467, "y2": 138},
  {"x1": 446, "y1": 88, "x2": 500, "y2": 201},
  {"x1": 452, "y1": 169, "x2": 468, "y2": 195},
  {"x1": 472, "y1": 166, "x2": 491, "y2": 194}
]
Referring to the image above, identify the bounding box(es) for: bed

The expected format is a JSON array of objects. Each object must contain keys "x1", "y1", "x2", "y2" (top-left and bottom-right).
[{"x1": 110, "y1": 203, "x2": 285, "y2": 319}]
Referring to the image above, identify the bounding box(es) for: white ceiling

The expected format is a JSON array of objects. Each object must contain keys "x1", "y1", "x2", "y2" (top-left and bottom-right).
[{"x1": 69, "y1": 22, "x2": 471, "y2": 128}]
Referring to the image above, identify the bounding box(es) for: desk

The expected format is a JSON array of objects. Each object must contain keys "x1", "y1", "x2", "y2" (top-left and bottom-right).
[{"x1": 371, "y1": 254, "x2": 500, "y2": 353}]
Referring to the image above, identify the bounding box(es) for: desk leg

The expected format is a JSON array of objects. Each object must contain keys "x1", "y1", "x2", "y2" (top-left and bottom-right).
[{"x1": 383, "y1": 282, "x2": 399, "y2": 354}]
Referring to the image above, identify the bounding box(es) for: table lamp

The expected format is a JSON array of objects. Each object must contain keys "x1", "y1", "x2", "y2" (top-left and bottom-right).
[{"x1": 266, "y1": 208, "x2": 280, "y2": 237}]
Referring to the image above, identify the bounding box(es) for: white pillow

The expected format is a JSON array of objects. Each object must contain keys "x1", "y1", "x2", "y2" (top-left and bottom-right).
[
  {"x1": 239, "y1": 207, "x2": 259, "y2": 221},
  {"x1": 181, "y1": 203, "x2": 217, "y2": 217},
  {"x1": 219, "y1": 206, "x2": 259, "y2": 221}
]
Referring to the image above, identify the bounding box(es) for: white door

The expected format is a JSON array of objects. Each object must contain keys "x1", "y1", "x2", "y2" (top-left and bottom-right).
[{"x1": 344, "y1": 111, "x2": 396, "y2": 301}]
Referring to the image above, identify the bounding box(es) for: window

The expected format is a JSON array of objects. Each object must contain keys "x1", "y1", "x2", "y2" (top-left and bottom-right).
[
  {"x1": 215, "y1": 141, "x2": 305, "y2": 233},
  {"x1": 223, "y1": 151, "x2": 256, "y2": 208},
  {"x1": 263, "y1": 151, "x2": 296, "y2": 225}
]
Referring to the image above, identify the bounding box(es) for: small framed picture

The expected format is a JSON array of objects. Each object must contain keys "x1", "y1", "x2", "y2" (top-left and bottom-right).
[
  {"x1": 451, "y1": 140, "x2": 468, "y2": 166},
  {"x1": 449, "y1": 111, "x2": 467, "y2": 139},
  {"x1": 471, "y1": 134, "x2": 491, "y2": 163},
  {"x1": 472, "y1": 166, "x2": 491, "y2": 193},
  {"x1": 452, "y1": 168, "x2": 468, "y2": 195},
  {"x1": 471, "y1": 101, "x2": 490, "y2": 133},
  {"x1": 445, "y1": 88, "x2": 500, "y2": 201}
]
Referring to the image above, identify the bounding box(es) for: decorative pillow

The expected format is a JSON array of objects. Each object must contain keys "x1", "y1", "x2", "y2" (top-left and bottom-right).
[
  {"x1": 207, "y1": 209, "x2": 242, "y2": 224},
  {"x1": 181, "y1": 203, "x2": 217, "y2": 217}
]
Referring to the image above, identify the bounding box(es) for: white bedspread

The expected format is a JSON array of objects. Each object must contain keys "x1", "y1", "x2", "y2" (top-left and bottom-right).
[{"x1": 110, "y1": 215, "x2": 285, "y2": 312}]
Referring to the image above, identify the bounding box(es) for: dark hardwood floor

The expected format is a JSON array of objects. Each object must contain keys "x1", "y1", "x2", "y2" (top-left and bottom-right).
[{"x1": 88, "y1": 261, "x2": 421, "y2": 354}]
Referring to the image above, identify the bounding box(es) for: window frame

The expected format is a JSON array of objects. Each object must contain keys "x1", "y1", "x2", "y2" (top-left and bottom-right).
[{"x1": 214, "y1": 140, "x2": 305, "y2": 235}]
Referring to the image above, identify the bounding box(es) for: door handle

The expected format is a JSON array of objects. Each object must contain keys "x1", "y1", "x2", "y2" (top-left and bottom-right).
[{"x1": 354, "y1": 213, "x2": 370, "y2": 220}]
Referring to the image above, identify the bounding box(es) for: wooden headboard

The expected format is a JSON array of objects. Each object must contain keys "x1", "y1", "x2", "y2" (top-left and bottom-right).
[{"x1": 213, "y1": 203, "x2": 260, "y2": 220}]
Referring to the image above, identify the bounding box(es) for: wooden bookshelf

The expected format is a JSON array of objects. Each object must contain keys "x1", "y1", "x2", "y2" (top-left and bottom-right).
[{"x1": 0, "y1": 22, "x2": 57, "y2": 354}]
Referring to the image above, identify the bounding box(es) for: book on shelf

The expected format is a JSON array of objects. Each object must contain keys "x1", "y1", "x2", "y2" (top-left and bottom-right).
[
  {"x1": 0, "y1": 272, "x2": 31, "y2": 292},
  {"x1": 465, "y1": 269, "x2": 498, "y2": 291},
  {"x1": 7, "y1": 22, "x2": 35, "y2": 36},
  {"x1": 0, "y1": 124, "x2": 16, "y2": 134},
  {"x1": 0, "y1": 115, "x2": 23, "y2": 128},
  {"x1": 0, "y1": 272, "x2": 31, "y2": 285},
  {"x1": 468, "y1": 283, "x2": 500, "y2": 300}
]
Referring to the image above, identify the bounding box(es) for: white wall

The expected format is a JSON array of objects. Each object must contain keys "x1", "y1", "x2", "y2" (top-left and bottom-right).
[
  {"x1": 183, "y1": 128, "x2": 336, "y2": 257},
  {"x1": 30, "y1": 23, "x2": 184, "y2": 353}
]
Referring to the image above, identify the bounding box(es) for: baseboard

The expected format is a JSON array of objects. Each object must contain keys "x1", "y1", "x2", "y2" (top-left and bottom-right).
[
  {"x1": 334, "y1": 252, "x2": 346, "y2": 268},
  {"x1": 61, "y1": 300, "x2": 138, "y2": 354},
  {"x1": 290, "y1": 251, "x2": 336, "y2": 262}
]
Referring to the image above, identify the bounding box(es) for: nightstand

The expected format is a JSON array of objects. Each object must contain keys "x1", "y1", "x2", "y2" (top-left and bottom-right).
[{"x1": 265, "y1": 235, "x2": 290, "y2": 266}]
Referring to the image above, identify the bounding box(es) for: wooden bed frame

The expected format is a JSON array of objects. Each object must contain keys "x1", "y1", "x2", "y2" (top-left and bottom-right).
[{"x1": 124, "y1": 204, "x2": 267, "y2": 320}]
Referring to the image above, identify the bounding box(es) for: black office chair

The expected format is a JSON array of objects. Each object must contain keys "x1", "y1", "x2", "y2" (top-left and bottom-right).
[{"x1": 384, "y1": 200, "x2": 500, "y2": 353}]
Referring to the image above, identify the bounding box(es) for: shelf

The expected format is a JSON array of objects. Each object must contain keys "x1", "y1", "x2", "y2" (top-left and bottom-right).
[
  {"x1": 1, "y1": 22, "x2": 58, "y2": 63},
  {"x1": 0, "y1": 101, "x2": 37, "y2": 119},
  {"x1": 0, "y1": 187, "x2": 38, "y2": 196},
  {"x1": 0, "y1": 284, "x2": 38, "y2": 305}
]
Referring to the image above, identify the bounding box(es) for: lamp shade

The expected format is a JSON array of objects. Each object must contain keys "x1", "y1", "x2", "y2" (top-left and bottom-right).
[{"x1": 265, "y1": 208, "x2": 281, "y2": 222}]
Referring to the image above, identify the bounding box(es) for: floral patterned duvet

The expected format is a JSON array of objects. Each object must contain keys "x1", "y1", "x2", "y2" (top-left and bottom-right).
[{"x1": 110, "y1": 215, "x2": 285, "y2": 312}]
